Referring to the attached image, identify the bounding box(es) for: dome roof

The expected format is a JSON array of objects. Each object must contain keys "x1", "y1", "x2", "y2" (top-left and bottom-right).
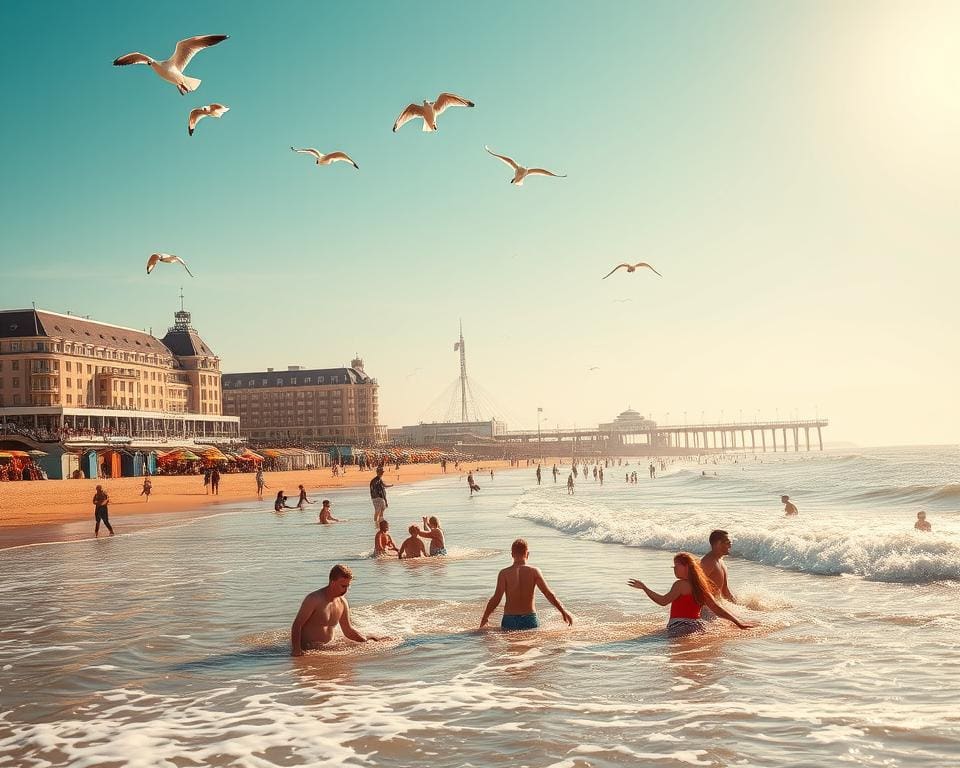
[{"x1": 616, "y1": 408, "x2": 645, "y2": 421}]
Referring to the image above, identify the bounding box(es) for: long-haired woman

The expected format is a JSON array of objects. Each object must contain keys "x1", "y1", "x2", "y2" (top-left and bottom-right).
[{"x1": 629, "y1": 552, "x2": 757, "y2": 636}]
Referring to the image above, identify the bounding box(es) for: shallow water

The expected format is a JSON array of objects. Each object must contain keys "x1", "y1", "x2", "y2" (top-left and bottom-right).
[{"x1": 1, "y1": 447, "x2": 958, "y2": 767}]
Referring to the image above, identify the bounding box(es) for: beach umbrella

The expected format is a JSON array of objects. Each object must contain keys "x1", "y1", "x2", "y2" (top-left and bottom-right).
[
  {"x1": 8, "y1": 450, "x2": 29, "y2": 458},
  {"x1": 0, "y1": 452, "x2": 13, "y2": 459}
]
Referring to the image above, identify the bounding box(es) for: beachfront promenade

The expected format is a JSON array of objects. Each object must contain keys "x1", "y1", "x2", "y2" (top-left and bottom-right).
[{"x1": 494, "y1": 418, "x2": 829, "y2": 456}]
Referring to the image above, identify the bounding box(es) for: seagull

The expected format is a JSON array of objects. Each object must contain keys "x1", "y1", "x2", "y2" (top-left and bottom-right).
[
  {"x1": 602, "y1": 262, "x2": 663, "y2": 279},
  {"x1": 188, "y1": 103, "x2": 229, "y2": 135},
  {"x1": 290, "y1": 147, "x2": 359, "y2": 169},
  {"x1": 113, "y1": 35, "x2": 229, "y2": 95},
  {"x1": 484, "y1": 146, "x2": 566, "y2": 186},
  {"x1": 393, "y1": 92, "x2": 474, "y2": 132},
  {"x1": 146, "y1": 253, "x2": 194, "y2": 277},
  {"x1": 612, "y1": 298, "x2": 633, "y2": 303},
  {"x1": 588, "y1": 366, "x2": 600, "y2": 371}
]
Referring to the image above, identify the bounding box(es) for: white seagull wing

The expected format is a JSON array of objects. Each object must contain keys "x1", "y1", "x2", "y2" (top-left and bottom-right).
[
  {"x1": 171, "y1": 34, "x2": 229, "y2": 71},
  {"x1": 484, "y1": 146, "x2": 520, "y2": 171},
  {"x1": 324, "y1": 151, "x2": 359, "y2": 169},
  {"x1": 433, "y1": 92, "x2": 475, "y2": 115},
  {"x1": 146, "y1": 254, "x2": 161, "y2": 274},
  {"x1": 527, "y1": 168, "x2": 566, "y2": 179},
  {"x1": 170, "y1": 256, "x2": 194, "y2": 277},
  {"x1": 207, "y1": 103, "x2": 229, "y2": 118},
  {"x1": 393, "y1": 103, "x2": 426, "y2": 132},
  {"x1": 602, "y1": 264, "x2": 631, "y2": 279},
  {"x1": 632, "y1": 262, "x2": 663, "y2": 277},
  {"x1": 113, "y1": 52, "x2": 153, "y2": 66},
  {"x1": 188, "y1": 108, "x2": 208, "y2": 135},
  {"x1": 291, "y1": 147, "x2": 324, "y2": 161}
]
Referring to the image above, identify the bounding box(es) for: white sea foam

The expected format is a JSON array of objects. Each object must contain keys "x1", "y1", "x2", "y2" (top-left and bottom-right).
[{"x1": 510, "y1": 492, "x2": 960, "y2": 583}]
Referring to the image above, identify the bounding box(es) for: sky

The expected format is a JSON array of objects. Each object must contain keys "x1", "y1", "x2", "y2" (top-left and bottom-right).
[{"x1": 1, "y1": 1, "x2": 958, "y2": 447}]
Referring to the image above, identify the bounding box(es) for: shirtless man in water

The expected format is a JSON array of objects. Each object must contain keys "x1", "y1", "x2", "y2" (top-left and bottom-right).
[
  {"x1": 290, "y1": 564, "x2": 384, "y2": 656},
  {"x1": 480, "y1": 539, "x2": 573, "y2": 630},
  {"x1": 782, "y1": 495, "x2": 799, "y2": 516},
  {"x1": 700, "y1": 529, "x2": 737, "y2": 615}
]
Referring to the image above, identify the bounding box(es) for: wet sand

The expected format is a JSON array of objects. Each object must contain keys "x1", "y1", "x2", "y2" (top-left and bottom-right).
[{"x1": 0, "y1": 459, "x2": 531, "y2": 548}]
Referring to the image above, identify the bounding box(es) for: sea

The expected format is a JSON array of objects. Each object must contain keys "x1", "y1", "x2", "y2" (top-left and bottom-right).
[{"x1": 1, "y1": 445, "x2": 958, "y2": 767}]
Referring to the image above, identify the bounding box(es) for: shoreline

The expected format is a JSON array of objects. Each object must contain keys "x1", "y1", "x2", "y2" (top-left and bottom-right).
[{"x1": 0, "y1": 459, "x2": 534, "y2": 549}]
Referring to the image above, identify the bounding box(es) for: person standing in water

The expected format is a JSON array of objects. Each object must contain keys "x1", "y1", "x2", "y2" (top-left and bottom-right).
[
  {"x1": 467, "y1": 471, "x2": 480, "y2": 496},
  {"x1": 628, "y1": 552, "x2": 756, "y2": 636},
  {"x1": 290, "y1": 564, "x2": 385, "y2": 656},
  {"x1": 915, "y1": 511, "x2": 932, "y2": 532},
  {"x1": 370, "y1": 466, "x2": 392, "y2": 526},
  {"x1": 552, "y1": 464, "x2": 558, "y2": 483},
  {"x1": 480, "y1": 538, "x2": 573, "y2": 631},
  {"x1": 92, "y1": 485, "x2": 114, "y2": 536},
  {"x1": 296, "y1": 484, "x2": 315, "y2": 510},
  {"x1": 700, "y1": 529, "x2": 737, "y2": 614},
  {"x1": 567, "y1": 473, "x2": 575, "y2": 495},
  {"x1": 782, "y1": 495, "x2": 798, "y2": 516},
  {"x1": 536, "y1": 464, "x2": 542, "y2": 485}
]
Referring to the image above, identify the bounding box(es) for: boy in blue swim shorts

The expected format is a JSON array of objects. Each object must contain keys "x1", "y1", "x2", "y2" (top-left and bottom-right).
[{"x1": 480, "y1": 539, "x2": 573, "y2": 631}]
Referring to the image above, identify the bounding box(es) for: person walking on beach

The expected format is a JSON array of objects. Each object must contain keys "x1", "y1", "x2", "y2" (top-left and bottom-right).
[
  {"x1": 628, "y1": 553, "x2": 756, "y2": 636},
  {"x1": 480, "y1": 538, "x2": 573, "y2": 631},
  {"x1": 374, "y1": 520, "x2": 399, "y2": 555},
  {"x1": 290, "y1": 564, "x2": 386, "y2": 656},
  {"x1": 552, "y1": 464, "x2": 558, "y2": 483},
  {"x1": 296, "y1": 484, "x2": 315, "y2": 510},
  {"x1": 416, "y1": 515, "x2": 447, "y2": 556},
  {"x1": 255, "y1": 468, "x2": 267, "y2": 500},
  {"x1": 536, "y1": 464, "x2": 542, "y2": 485},
  {"x1": 140, "y1": 477, "x2": 152, "y2": 502},
  {"x1": 203, "y1": 467, "x2": 211, "y2": 494},
  {"x1": 782, "y1": 495, "x2": 798, "y2": 516},
  {"x1": 92, "y1": 485, "x2": 114, "y2": 537},
  {"x1": 567, "y1": 473, "x2": 575, "y2": 495},
  {"x1": 210, "y1": 467, "x2": 221, "y2": 496},
  {"x1": 398, "y1": 525, "x2": 427, "y2": 559},
  {"x1": 599, "y1": 466, "x2": 604, "y2": 485},
  {"x1": 700, "y1": 530, "x2": 737, "y2": 609},
  {"x1": 318, "y1": 500, "x2": 341, "y2": 524},
  {"x1": 915, "y1": 511, "x2": 932, "y2": 532},
  {"x1": 370, "y1": 466, "x2": 391, "y2": 527}
]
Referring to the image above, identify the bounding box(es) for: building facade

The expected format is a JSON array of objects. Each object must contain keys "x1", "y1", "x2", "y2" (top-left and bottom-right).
[
  {"x1": 221, "y1": 358, "x2": 385, "y2": 442},
  {"x1": 0, "y1": 306, "x2": 239, "y2": 447}
]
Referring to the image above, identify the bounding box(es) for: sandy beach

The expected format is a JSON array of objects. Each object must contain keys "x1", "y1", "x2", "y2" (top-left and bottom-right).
[{"x1": 0, "y1": 459, "x2": 525, "y2": 548}]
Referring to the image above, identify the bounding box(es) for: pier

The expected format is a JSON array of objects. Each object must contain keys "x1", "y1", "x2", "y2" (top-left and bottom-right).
[{"x1": 491, "y1": 418, "x2": 829, "y2": 457}]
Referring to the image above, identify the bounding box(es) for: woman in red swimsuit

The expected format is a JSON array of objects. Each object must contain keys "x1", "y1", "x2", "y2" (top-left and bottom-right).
[{"x1": 628, "y1": 552, "x2": 756, "y2": 636}]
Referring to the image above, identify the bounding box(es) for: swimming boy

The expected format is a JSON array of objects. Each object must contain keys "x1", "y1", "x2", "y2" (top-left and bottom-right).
[
  {"x1": 398, "y1": 525, "x2": 427, "y2": 559},
  {"x1": 915, "y1": 511, "x2": 932, "y2": 532},
  {"x1": 290, "y1": 564, "x2": 384, "y2": 656},
  {"x1": 374, "y1": 520, "x2": 399, "y2": 555},
  {"x1": 480, "y1": 539, "x2": 573, "y2": 631},
  {"x1": 782, "y1": 495, "x2": 799, "y2": 516}
]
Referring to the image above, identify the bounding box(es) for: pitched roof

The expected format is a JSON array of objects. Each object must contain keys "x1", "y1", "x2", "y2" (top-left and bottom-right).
[
  {"x1": 0, "y1": 309, "x2": 173, "y2": 358},
  {"x1": 160, "y1": 327, "x2": 216, "y2": 357}
]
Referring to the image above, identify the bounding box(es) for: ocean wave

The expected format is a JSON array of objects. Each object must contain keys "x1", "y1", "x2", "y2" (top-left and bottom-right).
[
  {"x1": 850, "y1": 483, "x2": 960, "y2": 504},
  {"x1": 509, "y1": 495, "x2": 960, "y2": 583}
]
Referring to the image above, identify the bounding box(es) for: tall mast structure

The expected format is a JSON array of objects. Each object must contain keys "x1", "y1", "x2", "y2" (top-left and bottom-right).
[{"x1": 455, "y1": 320, "x2": 468, "y2": 422}]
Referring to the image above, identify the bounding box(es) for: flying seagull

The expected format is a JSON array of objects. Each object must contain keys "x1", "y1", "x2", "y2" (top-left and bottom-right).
[
  {"x1": 146, "y1": 253, "x2": 194, "y2": 277},
  {"x1": 113, "y1": 35, "x2": 229, "y2": 95},
  {"x1": 484, "y1": 146, "x2": 566, "y2": 186},
  {"x1": 393, "y1": 92, "x2": 474, "y2": 132},
  {"x1": 188, "y1": 103, "x2": 229, "y2": 135},
  {"x1": 612, "y1": 298, "x2": 633, "y2": 303},
  {"x1": 588, "y1": 366, "x2": 600, "y2": 371},
  {"x1": 602, "y1": 262, "x2": 663, "y2": 279},
  {"x1": 290, "y1": 147, "x2": 359, "y2": 169}
]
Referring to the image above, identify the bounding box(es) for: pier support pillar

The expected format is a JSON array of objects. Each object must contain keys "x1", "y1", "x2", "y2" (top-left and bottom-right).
[
  {"x1": 782, "y1": 428, "x2": 788, "y2": 452},
  {"x1": 751, "y1": 429, "x2": 756, "y2": 451},
  {"x1": 761, "y1": 429, "x2": 766, "y2": 452},
  {"x1": 771, "y1": 429, "x2": 777, "y2": 452},
  {"x1": 793, "y1": 427, "x2": 799, "y2": 452},
  {"x1": 804, "y1": 427, "x2": 810, "y2": 451},
  {"x1": 817, "y1": 426, "x2": 823, "y2": 451},
  {"x1": 721, "y1": 431, "x2": 726, "y2": 450}
]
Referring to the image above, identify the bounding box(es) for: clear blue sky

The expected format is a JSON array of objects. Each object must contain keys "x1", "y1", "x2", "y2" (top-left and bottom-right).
[{"x1": 1, "y1": 1, "x2": 958, "y2": 445}]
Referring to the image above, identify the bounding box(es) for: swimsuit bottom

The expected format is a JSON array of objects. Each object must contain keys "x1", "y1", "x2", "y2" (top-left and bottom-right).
[
  {"x1": 667, "y1": 618, "x2": 706, "y2": 636},
  {"x1": 501, "y1": 613, "x2": 539, "y2": 631},
  {"x1": 430, "y1": 548, "x2": 447, "y2": 556}
]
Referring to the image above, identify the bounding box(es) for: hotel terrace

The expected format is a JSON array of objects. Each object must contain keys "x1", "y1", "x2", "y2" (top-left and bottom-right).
[
  {"x1": 221, "y1": 359, "x2": 385, "y2": 443},
  {"x1": 0, "y1": 305, "x2": 240, "y2": 478}
]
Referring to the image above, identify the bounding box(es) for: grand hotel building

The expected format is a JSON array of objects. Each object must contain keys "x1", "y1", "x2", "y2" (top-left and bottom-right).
[
  {"x1": 221, "y1": 359, "x2": 385, "y2": 443},
  {"x1": 0, "y1": 306, "x2": 239, "y2": 443}
]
